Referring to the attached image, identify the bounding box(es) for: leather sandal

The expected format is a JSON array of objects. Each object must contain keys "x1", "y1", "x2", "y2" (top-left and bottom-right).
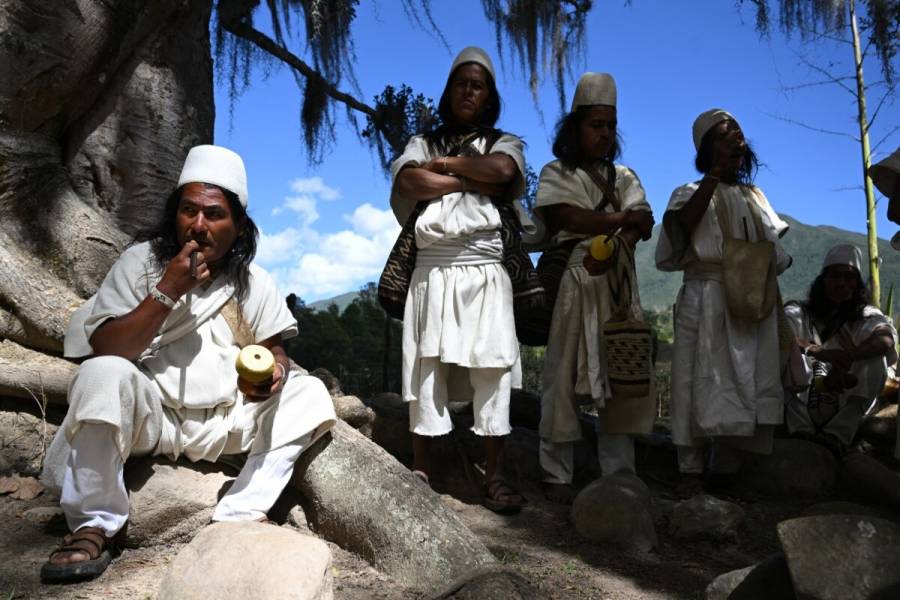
[
  {"x1": 483, "y1": 478, "x2": 525, "y2": 514},
  {"x1": 41, "y1": 526, "x2": 119, "y2": 583}
]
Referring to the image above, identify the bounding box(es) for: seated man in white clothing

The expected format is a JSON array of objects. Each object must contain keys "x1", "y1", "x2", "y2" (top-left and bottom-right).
[
  {"x1": 40, "y1": 145, "x2": 336, "y2": 582},
  {"x1": 785, "y1": 244, "x2": 897, "y2": 455}
]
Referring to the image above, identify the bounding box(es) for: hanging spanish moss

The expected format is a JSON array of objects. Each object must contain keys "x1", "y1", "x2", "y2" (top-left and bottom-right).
[{"x1": 481, "y1": 0, "x2": 592, "y2": 112}]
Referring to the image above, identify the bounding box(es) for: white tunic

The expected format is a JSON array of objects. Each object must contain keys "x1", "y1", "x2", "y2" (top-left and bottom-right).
[
  {"x1": 390, "y1": 133, "x2": 528, "y2": 402},
  {"x1": 656, "y1": 182, "x2": 791, "y2": 447},
  {"x1": 785, "y1": 302, "x2": 898, "y2": 444},
  {"x1": 57, "y1": 242, "x2": 337, "y2": 461},
  {"x1": 534, "y1": 161, "x2": 656, "y2": 440}
]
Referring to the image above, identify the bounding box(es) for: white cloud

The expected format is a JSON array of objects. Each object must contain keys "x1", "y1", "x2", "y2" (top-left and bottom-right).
[
  {"x1": 290, "y1": 176, "x2": 341, "y2": 201},
  {"x1": 256, "y1": 182, "x2": 400, "y2": 301}
]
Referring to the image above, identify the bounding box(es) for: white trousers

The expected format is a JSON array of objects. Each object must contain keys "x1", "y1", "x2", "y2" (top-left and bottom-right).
[
  {"x1": 60, "y1": 422, "x2": 312, "y2": 536},
  {"x1": 676, "y1": 442, "x2": 743, "y2": 475},
  {"x1": 408, "y1": 357, "x2": 511, "y2": 437},
  {"x1": 539, "y1": 435, "x2": 635, "y2": 485}
]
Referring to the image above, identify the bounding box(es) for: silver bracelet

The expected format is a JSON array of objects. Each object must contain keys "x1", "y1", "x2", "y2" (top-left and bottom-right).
[
  {"x1": 276, "y1": 363, "x2": 287, "y2": 381},
  {"x1": 149, "y1": 285, "x2": 176, "y2": 309}
]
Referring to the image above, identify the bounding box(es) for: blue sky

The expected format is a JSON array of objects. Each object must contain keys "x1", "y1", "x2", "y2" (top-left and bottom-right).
[{"x1": 213, "y1": 1, "x2": 898, "y2": 302}]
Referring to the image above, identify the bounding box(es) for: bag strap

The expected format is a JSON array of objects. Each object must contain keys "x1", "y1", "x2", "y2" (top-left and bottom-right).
[{"x1": 583, "y1": 161, "x2": 619, "y2": 213}]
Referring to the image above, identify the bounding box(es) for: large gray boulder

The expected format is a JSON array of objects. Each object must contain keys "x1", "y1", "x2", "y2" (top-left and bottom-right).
[
  {"x1": 838, "y1": 452, "x2": 900, "y2": 514},
  {"x1": 427, "y1": 567, "x2": 547, "y2": 600},
  {"x1": 123, "y1": 457, "x2": 233, "y2": 547},
  {"x1": 778, "y1": 515, "x2": 900, "y2": 600},
  {"x1": 0, "y1": 410, "x2": 58, "y2": 477},
  {"x1": 291, "y1": 420, "x2": 496, "y2": 591},
  {"x1": 158, "y1": 521, "x2": 332, "y2": 600},
  {"x1": 705, "y1": 554, "x2": 794, "y2": 600},
  {"x1": 740, "y1": 439, "x2": 836, "y2": 499},
  {"x1": 570, "y1": 472, "x2": 657, "y2": 552},
  {"x1": 670, "y1": 494, "x2": 744, "y2": 542}
]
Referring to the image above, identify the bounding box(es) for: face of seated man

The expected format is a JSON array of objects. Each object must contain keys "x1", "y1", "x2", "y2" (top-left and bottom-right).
[
  {"x1": 822, "y1": 264, "x2": 860, "y2": 306},
  {"x1": 175, "y1": 182, "x2": 242, "y2": 269}
]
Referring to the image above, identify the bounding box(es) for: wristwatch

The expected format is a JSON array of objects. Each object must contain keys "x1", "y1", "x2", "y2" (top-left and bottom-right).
[{"x1": 150, "y1": 286, "x2": 177, "y2": 309}]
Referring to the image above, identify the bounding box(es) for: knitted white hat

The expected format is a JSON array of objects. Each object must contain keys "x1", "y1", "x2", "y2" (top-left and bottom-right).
[
  {"x1": 450, "y1": 46, "x2": 495, "y2": 80},
  {"x1": 692, "y1": 108, "x2": 737, "y2": 150},
  {"x1": 571, "y1": 72, "x2": 617, "y2": 111},
  {"x1": 177, "y1": 145, "x2": 248, "y2": 207},
  {"x1": 823, "y1": 244, "x2": 863, "y2": 272}
]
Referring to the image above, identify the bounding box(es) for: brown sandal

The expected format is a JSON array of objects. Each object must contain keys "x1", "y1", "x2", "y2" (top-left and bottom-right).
[
  {"x1": 41, "y1": 526, "x2": 118, "y2": 582},
  {"x1": 483, "y1": 478, "x2": 525, "y2": 514}
]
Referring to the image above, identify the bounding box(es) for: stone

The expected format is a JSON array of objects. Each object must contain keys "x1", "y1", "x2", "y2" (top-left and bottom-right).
[
  {"x1": 739, "y1": 439, "x2": 836, "y2": 499},
  {"x1": 332, "y1": 394, "x2": 375, "y2": 437},
  {"x1": 0, "y1": 411, "x2": 58, "y2": 477},
  {"x1": 123, "y1": 457, "x2": 234, "y2": 547},
  {"x1": 570, "y1": 472, "x2": 657, "y2": 552},
  {"x1": 287, "y1": 504, "x2": 312, "y2": 533},
  {"x1": 858, "y1": 404, "x2": 897, "y2": 452},
  {"x1": 427, "y1": 567, "x2": 547, "y2": 600},
  {"x1": 705, "y1": 554, "x2": 794, "y2": 600},
  {"x1": 670, "y1": 494, "x2": 744, "y2": 542},
  {"x1": 838, "y1": 452, "x2": 900, "y2": 514},
  {"x1": 802, "y1": 500, "x2": 900, "y2": 523},
  {"x1": 22, "y1": 506, "x2": 64, "y2": 526},
  {"x1": 778, "y1": 515, "x2": 900, "y2": 600},
  {"x1": 158, "y1": 521, "x2": 333, "y2": 600},
  {"x1": 310, "y1": 368, "x2": 342, "y2": 396}
]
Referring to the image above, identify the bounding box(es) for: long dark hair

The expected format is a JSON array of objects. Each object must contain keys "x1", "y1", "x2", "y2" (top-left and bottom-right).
[
  {"x1": 422, "y1": 62, "x2": 502, "y2": 154},
  {"x1": 136, "y1": 184, "x2": 258, "y2": 304},
  {"x1": 805, "y1": 268, "x2": 868, "y2": 339},
  {"x1": 694, "y1": 123, "x2": 760, "y2": 186},
  {"x1": 551, "y1": 106, "x2": 623, "y2": 171}
]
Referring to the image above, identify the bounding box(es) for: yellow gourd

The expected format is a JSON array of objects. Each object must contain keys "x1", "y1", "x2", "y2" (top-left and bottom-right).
[
  {"x1": 589, "y1": 235, "x2": 616, "y2": 261},
  {"x1": 236, "y1": 344, "x2": 275, "y2": 383}
]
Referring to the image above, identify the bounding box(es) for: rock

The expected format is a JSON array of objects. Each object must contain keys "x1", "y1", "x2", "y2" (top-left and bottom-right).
[
  {"x1": 670, "y1": 494, "x2": 744, "y2": 542},
  {"x1": 802, "y1": 500, "x2": 900, "y2": 523},
  {"x1": 332, "y1": 394, "x2": 375, "y2": 437},
  {"x1": 287, "y1": 504, "x2": 312, "y2": 533},
  {"x1": 705, "y1": 554, "x2": 793, "y2": 600},
  {"x1": 310, "y1": 368, "x2": 342, "y2": 396},
  {"x1": 838, "y1": 452, "x2": 900, "y2": 514},
  {"x1": 158, "y1": 521, "x2": 333, "y2": 600},
  {"x1": 570, "y1": 472, "x2": 657, "y2": 552},
  {"x1": 0, "y1": 410, "x2": 58, "y2": 477},
  {"x1": 427, "y1": 566, "x2": 547, "y2": 599},
  {"x1": 123, "y1": 457, "x2": 233, "y2": 547},
  {"x1": 291, "y1": 420, "x2": 496, "y2": 591},
  {"x1": 22, "y1": 506, "x2": 63, "y2": 525},
  {"x1": 778, "y1": 515, "x2": 900, "y2": 600},
  {"x1": 739, "y1": 439, "x2": 836, "y2": 499},
  {"x1": 858, "y1": 404, "x2": 897, "y2": 452}
]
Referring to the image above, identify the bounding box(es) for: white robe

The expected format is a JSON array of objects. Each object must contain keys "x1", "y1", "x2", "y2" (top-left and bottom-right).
[
  {"x1": 390, "y1": 133, "x2": 529, "y2": 402},
  {"x1": 655, "y1": 182, "x2": 791, "y2": 448},
  {"x1": 46, "y1": 242, "x2": 336, "y2": 476},
  {"x1": 784, "y1": 302, "x2": 898, "y2": 445},
  {"x1": 534, "y1": 161, "x2": 655, "y2": 440}
]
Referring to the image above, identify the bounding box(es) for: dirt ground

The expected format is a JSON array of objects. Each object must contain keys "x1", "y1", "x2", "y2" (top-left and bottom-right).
[{"x1": 0, "y1": 473, "x2": 803, "y2": 600}]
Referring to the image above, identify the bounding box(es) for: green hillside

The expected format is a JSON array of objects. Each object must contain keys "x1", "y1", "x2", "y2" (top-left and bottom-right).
[
  {"x1": 635, "y1": 215, "x2": 900, "y2": 310},
  {"x1": 307, "y1": 214, "x2": 900, "y2": 314}
]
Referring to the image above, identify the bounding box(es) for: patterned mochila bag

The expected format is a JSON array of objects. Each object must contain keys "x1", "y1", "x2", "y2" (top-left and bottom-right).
[{"x1": 602, "y1": 239, "x2": 653, "y2": 399}]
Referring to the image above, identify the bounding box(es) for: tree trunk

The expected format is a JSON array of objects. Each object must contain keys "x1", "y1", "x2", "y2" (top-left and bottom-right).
[
  {"x1": 291, "y1": 420, "x2": 497, "y2": 592},
  {"x1": 848, "y1": 0, "x2": 881, "y2": 308},
  {"x1": 0, "y1": 0, "x2": 215, "y2": 366}
]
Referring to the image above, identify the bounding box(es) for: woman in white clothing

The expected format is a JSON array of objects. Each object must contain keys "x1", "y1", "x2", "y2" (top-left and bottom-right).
[
  {"x1": 534, "y1": 72, "x2": 655, "y2": 504},
  {"x1": 655, "y1": 109, "x2": 792, "y2": 496},
  {"x1": 390, "y1": 47, "x2": 528, "y2": 513}
]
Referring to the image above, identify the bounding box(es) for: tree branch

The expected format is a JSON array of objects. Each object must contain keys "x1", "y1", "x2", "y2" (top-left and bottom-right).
[
  {"x1": 784, "y1": 77, "x2": 856, "y2": 92},
  {"x1": 872, "y1": 124, "x2": 900, "y2": 154},
  {"x1": 220, "y1": 18, "x2": 377, "y2": 119},
  {"x1": 865, "y1": 82, "x2": 897, "y2": 131},
  {"x1": 796, "y1": 53, "x2": 857, "y2": 96},
  {"x1": 764, "y1": 112, "x2": 860, "y2": 141}
]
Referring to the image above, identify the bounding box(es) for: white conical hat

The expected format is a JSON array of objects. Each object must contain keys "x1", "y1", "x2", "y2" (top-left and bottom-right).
[
  {"x1": 450, "y1": 46, "x2": 495, "y2": 80},
  {"x1": 570, "y1": 72, "x2": 617, "y2": 111},
  {"x1": 177, "y1": 145, "x2": 248, "y2": 207},
  {"x1": 823, "y1": 243, "x2": 863, "y2": 272},
  {"x1": 692, "y1": 108, "x2": 737, "y2": 150}
]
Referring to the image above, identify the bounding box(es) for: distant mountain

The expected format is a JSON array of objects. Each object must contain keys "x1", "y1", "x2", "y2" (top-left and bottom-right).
[
  {"x1": 306, "y1": 214, "x2": 900, "y2": 314},
  {"x1": 635, "y1": 214, "x2": 900, "y2": 310}
]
